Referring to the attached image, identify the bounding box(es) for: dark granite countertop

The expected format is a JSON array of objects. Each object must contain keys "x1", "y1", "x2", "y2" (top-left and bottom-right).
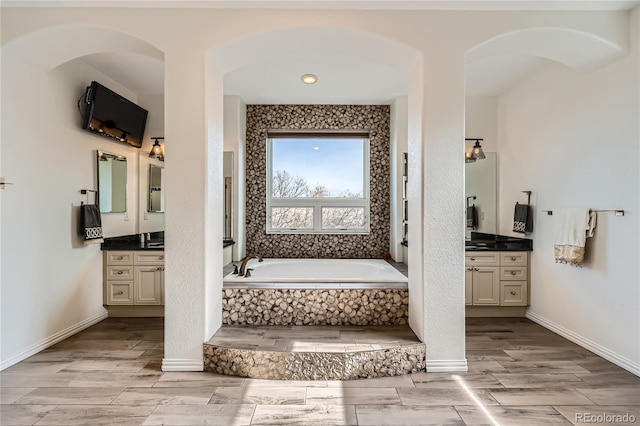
[
  {"x1": 466, "y1": 232, "x2": 533, "y2": 252},
  {"x1": 101, "y1": 232, "x2": 165, "y2": 251},
  {"x1": 101, "y1": 233, "x2": 236, "y2": 251}
]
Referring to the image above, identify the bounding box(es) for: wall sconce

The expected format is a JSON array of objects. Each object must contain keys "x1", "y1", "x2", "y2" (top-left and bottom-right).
[
  {"x1": 149, "y1": 137, "x2": 164, "y2": 161},
  {"x1": 465, "y1": 138, "x2": 486, "y2": 163}
]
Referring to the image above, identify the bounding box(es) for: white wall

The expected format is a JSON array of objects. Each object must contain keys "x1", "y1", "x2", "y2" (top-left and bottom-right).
[
  {"x1": 497, "y1": 10, "x2": 639, "y2": 373},
  {"x1": 0, "y1": 57, "x2": 142, "y2": 368}
]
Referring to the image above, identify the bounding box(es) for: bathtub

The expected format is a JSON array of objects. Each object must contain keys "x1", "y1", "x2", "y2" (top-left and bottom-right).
[{"x1": 223, "y1": 258, "x2": 407, "y2": 289}]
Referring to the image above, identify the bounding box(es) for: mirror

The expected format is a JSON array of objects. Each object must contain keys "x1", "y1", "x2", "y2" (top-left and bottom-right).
[
  {"x1": 465, "y1": 152, "x2": 497, "y2": 234},
  {"x1": 97, "y1": 150, "x2": 127, "y2": 213},
  {"x1": 148, "y1": 164, "x2": 165, "y2": 212},
  {"x1": 223, "y1": 151, "x2": 233, "y2": 240}
]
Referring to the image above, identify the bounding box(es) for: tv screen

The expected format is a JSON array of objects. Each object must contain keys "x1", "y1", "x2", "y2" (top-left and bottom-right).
[{"x1": 81, "y1": 81, "x2": 148, "y2": 148}]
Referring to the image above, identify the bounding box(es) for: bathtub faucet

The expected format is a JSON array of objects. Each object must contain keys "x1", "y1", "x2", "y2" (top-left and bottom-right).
[{"x1": 238, "y1": 254, "x2": 263, "y2": 276}]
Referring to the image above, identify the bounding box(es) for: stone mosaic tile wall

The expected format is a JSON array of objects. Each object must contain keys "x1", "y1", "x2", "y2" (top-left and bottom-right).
[
  {"x1": 222, "y1": 288, "x2": 408, "y2": 326},
  {"x1": 245, "y1": 104, "x2": 390, "y2": 258},
  {"x1": 203, "y1": 343, "x2": 425, "y2": 380}
]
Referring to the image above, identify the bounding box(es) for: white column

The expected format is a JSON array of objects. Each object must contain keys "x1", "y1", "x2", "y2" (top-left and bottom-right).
[
  {"x1": 422, "y1": 54, "x2": 467, "y2": 372},
  {"x1": 162, "y1": 47, "x2": 223, "y2": 371}
]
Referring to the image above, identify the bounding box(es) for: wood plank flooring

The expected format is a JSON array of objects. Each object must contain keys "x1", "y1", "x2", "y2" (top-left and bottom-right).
[{"x1": 1, "y1": 317, "x2": 638, "y2": 425}]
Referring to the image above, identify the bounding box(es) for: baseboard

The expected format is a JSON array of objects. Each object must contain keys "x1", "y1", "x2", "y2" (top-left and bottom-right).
[
  {"x1": 106, "y1": 305, "x2": 164, "y2": 317},
  {"x1": 0, "y1": 310, "x2": 108, "y2": 371},
  {"x1": 426, "y1": 359, "x2": 468, "y2": 372},
  {"x1": 526, "y1": 311, "x2": 640, "y2": 377},
  {"x1": 162, "y1": 358, "x2": 204, "y2": 372}
]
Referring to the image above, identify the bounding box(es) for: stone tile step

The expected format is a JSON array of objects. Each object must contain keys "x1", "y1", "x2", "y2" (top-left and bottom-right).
[{"x1": 203, "y1": 325, "x2": 426, "y2": 380}]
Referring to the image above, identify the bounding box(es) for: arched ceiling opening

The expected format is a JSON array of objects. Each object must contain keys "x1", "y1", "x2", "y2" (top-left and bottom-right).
[
  {"x1": 210, "y1": 26, "x2": 421, "y2": 104},
  {"x1": 465, "y1": 27, "x2": 627, "y2": 96},
  {"x1": 3, "y1": 24, "x2": 165, "y2": 96}
]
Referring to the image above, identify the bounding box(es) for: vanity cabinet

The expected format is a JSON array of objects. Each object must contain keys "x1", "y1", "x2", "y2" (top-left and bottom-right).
[
  {"x1": 465, "y1": 251, "x2": 529, "y2": 308},
  {"x1": 104, "y1": 250, "x2": 164, "y2": 307}
]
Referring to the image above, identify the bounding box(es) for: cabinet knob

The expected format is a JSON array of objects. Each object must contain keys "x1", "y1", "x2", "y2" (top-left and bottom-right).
[
  {"x1": 116, "y1": 291, "x2": 123, "y2": 295},
  {"x1": 474, "y1": 267, "x2": 479, "y2": 271},
  {"x1": 510, "y1": 271, "x2": 517, "y2": 276},
  {"x1": 470, "y1": 257, "x2": 476, "y2": 261},
  {"x1": 117, "y1": 256, "x2": 123, "y2": 260},
  {"x1": 510, "y1": 291, "x2": 517, "y2": 295},
  {"x1": 466, "y1": 267, "x2": 473, "y2": 271},
  {"x1": 511, "y1": 256, "x2": 517, "y2": 261},
  {"x1": 117, "y1": 271, "x2": 124, "y2": 275}
]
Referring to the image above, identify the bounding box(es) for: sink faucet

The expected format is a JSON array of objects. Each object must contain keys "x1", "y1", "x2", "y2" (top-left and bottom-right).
[{"x1": 238, "y1": 254, "x2": 263, "y2": 276}]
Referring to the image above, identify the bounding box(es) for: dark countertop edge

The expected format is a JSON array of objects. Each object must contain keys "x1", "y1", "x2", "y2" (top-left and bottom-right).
[
  {"x1": 101, "y1": 233, "x2": 235, "y2": 251},
  {"x1": 466, "y1": 247, "x2": 533, "y2": 252}
]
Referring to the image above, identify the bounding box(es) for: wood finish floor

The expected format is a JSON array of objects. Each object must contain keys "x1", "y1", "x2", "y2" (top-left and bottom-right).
[{"x1": 1, "y1": 317, "x2": 638, "y2": 425}]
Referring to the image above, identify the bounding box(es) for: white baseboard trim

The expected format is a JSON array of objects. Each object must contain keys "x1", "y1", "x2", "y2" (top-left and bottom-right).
[
  {"x1": 426, "y1": 359, "x2": 468, "y2": 372},
  {"x1": 526, "y1": 311, "x2": 640, "y2": 377},
  {"x1": 0, "y1": 311, "x2": 108, "y2": 371},
  {"x1": 162, "y1": 358, "x2": 204, "y2": 372}
]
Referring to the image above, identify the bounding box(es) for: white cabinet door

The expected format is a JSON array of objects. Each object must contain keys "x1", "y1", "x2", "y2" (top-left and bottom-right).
[
  {"x1": 134, "y1": 266, "x2": 162, "y2": 305},
  {"x1": 472, "y1": 267, "x2": 500, "y2": 305}
]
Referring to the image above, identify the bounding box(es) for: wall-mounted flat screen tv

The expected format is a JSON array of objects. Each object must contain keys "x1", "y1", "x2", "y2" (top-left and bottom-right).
[{"x1": 81, "y1": 81, "x2": 148, "y2": 148}]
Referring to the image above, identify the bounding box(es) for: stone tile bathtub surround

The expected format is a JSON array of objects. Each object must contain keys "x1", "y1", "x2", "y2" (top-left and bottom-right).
[
  {"x1": 245, "y1": 104, "x2": 390, "y2": 258},
  {"x1": 222, "y1": 288, "x2": 408, "y2": 326}
]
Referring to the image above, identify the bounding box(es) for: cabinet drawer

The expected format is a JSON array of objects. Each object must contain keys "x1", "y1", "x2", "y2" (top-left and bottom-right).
[
  {"x1": 106, "y1": 251, "x2": 134, "y2": 265},
  {"x1": 106, "y1": 281, "x2": 134, "y2": 304},
  {"x1": 500, "y1": 281, "x2": 527, "y2": 306},
  {"x1": 134, "y1": 251, "x2": 165, "y2": 265},
  {"x1": 106, "y1": 266, "x2": 134, "y2": 280},
  {"x1": 500, "y1": 266, "x2": 527, "y2": 281},
  {"x1": 466, "y1": 252, "x2": 500, "y2": 266},
  {"x1": 501, "y1": 252, "x2": 528, "y2": 266}
]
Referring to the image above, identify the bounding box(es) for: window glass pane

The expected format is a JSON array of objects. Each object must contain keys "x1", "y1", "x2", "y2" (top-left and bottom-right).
[
  {"x1": 271, "y1": 138, "x2": 364, "y2": 198},
  {"x1": 271, "y1": 207, "x2": 314, "y2": 229},
  {"x1": 322, "y1": 207, "x2": 365, "y2": 229}
]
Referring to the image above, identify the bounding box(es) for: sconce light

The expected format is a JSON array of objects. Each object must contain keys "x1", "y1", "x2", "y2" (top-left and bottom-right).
[
  {"x1": 149, "y1": 137, "x2": 164, "y2": 161},
  {"x1": 465, "y1": 138, "x2": 486, "y2": 162}
]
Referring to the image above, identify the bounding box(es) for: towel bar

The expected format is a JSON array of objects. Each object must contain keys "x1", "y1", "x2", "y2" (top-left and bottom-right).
[{"x1": 541, "y1": 209, "x2": 625, "y2": 216}]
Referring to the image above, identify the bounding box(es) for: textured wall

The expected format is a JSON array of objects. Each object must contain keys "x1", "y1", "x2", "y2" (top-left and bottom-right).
[{"x1": 245, "y1": 104, "x2": 390, "y2": 258}]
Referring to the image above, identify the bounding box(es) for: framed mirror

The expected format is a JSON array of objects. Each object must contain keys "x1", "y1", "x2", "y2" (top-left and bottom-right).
[
  {"x1": 223, "y1": 151, "x2": 233, "y2": 240},
  {"x1": 97, "y1": 150, "x2": 127, "y2": 213},
  {"x1": 148, "y1": 164, "x2": 165, "y2": 212},
  {"x1": 465, "y1": 152, "x2": 497, "y2": 234}
]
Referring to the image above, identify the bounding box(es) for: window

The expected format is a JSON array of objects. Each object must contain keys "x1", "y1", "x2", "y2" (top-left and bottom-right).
[{"x1": 266, "y1": 132, "x2": 370, "y2": 234}]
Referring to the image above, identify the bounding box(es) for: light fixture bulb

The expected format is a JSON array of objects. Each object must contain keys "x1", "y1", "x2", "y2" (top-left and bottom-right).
[
  {"x1": 149, "y1": 138, "x2": 165, "y2": 161},
  {"x1": 301, "y1": 74, "x2": 318, "y2": 84},
  {"x1": 471, "y1": 140, "x2": 486, "y2": 160}
]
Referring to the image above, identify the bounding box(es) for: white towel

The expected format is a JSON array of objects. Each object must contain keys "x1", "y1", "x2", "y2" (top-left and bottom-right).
[{"x1": 554, "y1": 208, "x2": 596, "y2": 267}]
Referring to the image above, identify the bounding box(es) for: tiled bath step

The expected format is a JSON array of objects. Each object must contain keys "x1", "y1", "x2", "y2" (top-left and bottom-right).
[{"x1": 203, "y1": 325, "x2": 425, "y2": 380}]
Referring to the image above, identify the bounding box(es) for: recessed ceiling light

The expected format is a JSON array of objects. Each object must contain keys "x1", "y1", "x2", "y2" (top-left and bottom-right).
[{"x1": 301, "y1": 74, "x2": 318, "y2": 84}]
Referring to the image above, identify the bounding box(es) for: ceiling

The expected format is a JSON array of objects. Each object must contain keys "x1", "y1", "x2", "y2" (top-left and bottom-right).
[
  {"x1": 75, "y1": 0, "x2": 635, "y2": 101},
  {"x1": 7, "y1": 0, "x2": 640, "y2": 9},
  {"x1": 82, "y1": 51, "x2": 551, "y2": 101}
]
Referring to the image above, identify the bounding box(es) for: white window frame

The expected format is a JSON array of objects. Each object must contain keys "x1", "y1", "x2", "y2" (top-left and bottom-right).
[{"x1": 266, "y1": 132, "x2": 371, "y2": 235}]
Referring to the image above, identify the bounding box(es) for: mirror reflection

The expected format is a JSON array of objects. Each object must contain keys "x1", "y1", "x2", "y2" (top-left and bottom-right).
[
  {"x1": 97, "y1": 150, "x2": 127, "y2": 213},
  {"x1": 223, "y1": 151, "x2": 233, "y2": 240},
  {"x1": 465, "y1": 152, "x2": 497, "y2": 234},
  {"x1": 148, "y1": 164, "x2": 165, "y2": 212}
]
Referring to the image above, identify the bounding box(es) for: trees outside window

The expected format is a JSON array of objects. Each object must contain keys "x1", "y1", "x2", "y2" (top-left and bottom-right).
[{"x1": 266, "y1": 134, "x2": 370, "y2": 234}]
